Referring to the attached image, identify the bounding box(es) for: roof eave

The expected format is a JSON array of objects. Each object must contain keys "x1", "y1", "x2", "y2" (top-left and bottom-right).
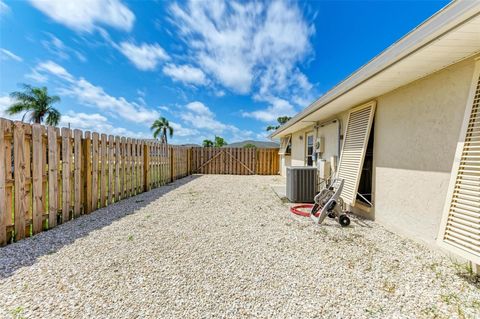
[{"x1": 269, "y1": 0, "x2": 480, "y2": 139}]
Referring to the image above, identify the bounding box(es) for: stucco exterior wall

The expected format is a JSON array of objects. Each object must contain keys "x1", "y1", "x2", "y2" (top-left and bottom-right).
[
  {"x1": 373, "y1": 57, "x2": 477, "y2": 246},
  {"x1": 282, "y1": 56, "x2": 477, "y2": 247},
  {"x1": 280, "y1": 115, "x2": 348, "y2": 177},
  {"x1": 279, "y1": 126, "x2": 313, "y2": 176},
  {"x1": 280, "y1": 155, "x2": 291, "y2": 176},
  {"x1": 290, "y1": 126, "x2": 314, "y2": 167},
  {"x1": 316, "y1": 118, "x2": 341, "y2": 162}
]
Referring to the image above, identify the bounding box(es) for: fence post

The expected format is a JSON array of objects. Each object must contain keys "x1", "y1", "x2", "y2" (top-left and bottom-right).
[
  {"x1": 73, "y1": 129, "x2": 82, "y2": 218},
  {"x1": 32, "y1": 124, "x2": 44, "y2": 234},
  {"x1": 170, "y1": 146, "x2": 174, "y2": 182},
  {"x1": 188, "y1": 147, "x2": 192, "y2": 175},
  {"x1": 0, "y1": 120, "x2": 7, "y2": 245},
  {"x1": 83, "y1": 132, "x2": 92, "y2": 213},
  {"x1": 143, "y1": 142, "x2": 150, "y2": 192},
  {"x1": 14, "y1": 122, "x2": 26, "y2": 240}
]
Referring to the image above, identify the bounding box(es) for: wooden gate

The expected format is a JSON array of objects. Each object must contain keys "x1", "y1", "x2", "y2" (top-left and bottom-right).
[{"x1": 190, "y1": 147, "x2": 279, "y2": 175}]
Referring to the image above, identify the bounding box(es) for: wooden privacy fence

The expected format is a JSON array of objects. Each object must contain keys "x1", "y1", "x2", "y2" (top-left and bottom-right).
[
  {"x1": 190, "y1": 147, "x2": 279, "y2": 175},
  {"x1": 0, "y1": 117, "x2": 279, "y2": 246},
  {"x1": 0, "y1": 119, "x2": 190, "y2": 246}
]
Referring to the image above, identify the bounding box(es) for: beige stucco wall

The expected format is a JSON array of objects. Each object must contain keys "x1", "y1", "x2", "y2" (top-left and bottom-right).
[
  {"x1": 280, "y1": 114, "x2": 348, "y2": 177},
  {"x1": 280, "y1": 155, "x2": 291, "y2": 176},
  {"x1": 280, "y1": 126, "x2": 314, "y2": 176},
  {"x1": 316, "y1": 118, "x2": 341, "y2": 162},
  {"x1": 290, "y1": 126, "x2": 314, "y2": 167},
  {"x1": 283, "y1": 56, "x2": 477, "y2": 247},
  {"x1": 373, "y1": 57, "x2": 477, "y2": 247}
]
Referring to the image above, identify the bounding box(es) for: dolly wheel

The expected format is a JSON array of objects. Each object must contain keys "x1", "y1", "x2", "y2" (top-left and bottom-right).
[
  {"x1": 339, "y1": 215, "x2": 350, "y2": 227},
  {"x1": 327, "y1": 213, "x2": 335, "y2": 219},
  {"x1": 311, "y1": 204, "x2": 320, "y2": 217}
]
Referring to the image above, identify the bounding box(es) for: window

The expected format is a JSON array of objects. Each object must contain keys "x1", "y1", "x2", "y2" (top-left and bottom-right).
[
  {"x1": 279, "y1": 135, "x2": 291, "y2": 155},
  {"x1": 306, "y1": 133, "x2": 314, "y2": 166}
]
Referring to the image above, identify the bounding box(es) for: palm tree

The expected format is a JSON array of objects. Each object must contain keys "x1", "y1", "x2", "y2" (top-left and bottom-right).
[
  {"x1": 7, "y1": 84, "x2": 61, "y2": 125},
  {"x1": 214, "y1": 135, "x2": 227, "y2": 147},
  {"x1": 203, "y1": 139, "x2": 213, "y2": 147},
  {"x1": 151, "y1": 117, "x2": 174, "y2": 143},
  {"x1": 266, "y1": 116, "x2": 292, "y2": 132}
]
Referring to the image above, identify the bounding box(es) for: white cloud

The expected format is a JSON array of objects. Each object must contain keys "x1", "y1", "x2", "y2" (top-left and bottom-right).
[
  {"x1": 181, "y1": 101, "x2": 228, "y2": 133},
  {"x1": 36, "y1": 60, "x2": 75, "y2": 82},
  {"x1": 170, "y1": 0, "x2": 315, "y2": 98},
  {"x1": 0, "y1": 95, "x2": 19, "y2": 120},
  {"x1": 29, "y1": 0, "x2": 135, "y2": 32},
  {"x1": 215, "y1": 90, "x2": 226, "y2": 97},
  {"x1": 30, "y1": 60, "x2": 159, "y2": 124},
  {"x1": 119, "y1": 41, "x2": 169, "y2": 71},
  {"x1": 185, "y1": 101, "x2": 212, "y2": 115},
  {"x1": 41, "y1": 34, "x2": 87, "y2": 62},
  {"x1": 242, "y1": 96, "x2": 295, "y2": 122},
  {"x1": 180, "y1": 101, "x2": 253, "y2": 143},
  {"x1": 61, "y1": 79, "x2": 158, "y2": 123},
  {"x1": 25, "y1": 70, "x2": 48, "y2": 83},
  {"x1": 0, "y1": 48, "x2": 22, "y2": 62},
  {"x1": 0, "y1": 95, "x2": 26, "y2": 121},
  {"x1": 162, "y1": 63, "x2": 207, "y2": 85},
  {"x1": 0, "y1": 1, "x2": 9, "y2": 15},
  {"x1": 60, "y1": 111, "x2": 148, "y2": 138},
  {"x1": 169, "y1": 121, "x2": 199, "y2": 137}
]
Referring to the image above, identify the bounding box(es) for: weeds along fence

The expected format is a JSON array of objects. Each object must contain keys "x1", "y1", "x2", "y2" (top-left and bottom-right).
[{"x1": 0, "y1": 118, "x2": 280, "y2": 246}]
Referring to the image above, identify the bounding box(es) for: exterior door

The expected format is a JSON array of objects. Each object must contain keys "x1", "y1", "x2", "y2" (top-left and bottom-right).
[{"x1": 306, "y1": 132, "x2": 314, "y2": 166}]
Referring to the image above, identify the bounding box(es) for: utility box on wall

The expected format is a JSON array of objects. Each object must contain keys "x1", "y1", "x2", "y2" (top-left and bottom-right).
[{"x1": 286, "y1": 167, "x2": 317, "y2": 203}]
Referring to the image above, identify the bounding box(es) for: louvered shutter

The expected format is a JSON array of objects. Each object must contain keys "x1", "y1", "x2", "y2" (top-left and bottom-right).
[
  {"x1": 439, "y1": 64, "x2": 480, "y2": 264},
  {"x1": 336, "y1": 102, "x2": 376, "y2": 206},
  {"x1": 279, "y1": 135, "x2": 291, "y2": 155}
]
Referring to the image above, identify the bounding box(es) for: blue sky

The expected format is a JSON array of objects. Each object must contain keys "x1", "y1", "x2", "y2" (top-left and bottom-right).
[{"x1": 0, "y1": 0, "x2": 448, "y2": 144}]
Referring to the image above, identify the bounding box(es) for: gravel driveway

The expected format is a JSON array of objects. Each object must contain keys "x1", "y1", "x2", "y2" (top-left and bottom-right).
[{"x1": 0, "y1": 175, "x2": 479, "y2": 318}]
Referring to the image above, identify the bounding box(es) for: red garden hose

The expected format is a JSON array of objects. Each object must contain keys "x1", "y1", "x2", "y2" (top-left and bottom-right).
[{"x1": 290, "y1": 204, "x2": 314, "y2": 217}]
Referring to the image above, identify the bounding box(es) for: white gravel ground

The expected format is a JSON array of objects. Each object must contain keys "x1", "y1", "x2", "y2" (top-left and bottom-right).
[{"x1": 0, "y1": 174, "x2": 479, "y2": 318}]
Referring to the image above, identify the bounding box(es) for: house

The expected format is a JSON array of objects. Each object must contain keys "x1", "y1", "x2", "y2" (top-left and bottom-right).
[{"x1": 270, "y1": 1, "x2": 480, "y2": 265}]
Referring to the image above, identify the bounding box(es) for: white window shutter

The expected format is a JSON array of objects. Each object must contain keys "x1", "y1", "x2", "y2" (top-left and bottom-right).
[
  {"x1": 336, "y1": 101, "x2": 376, "y2": 206},
  {"x1": 279, "y1": 135, "x2": 291, "y2": 155},
  {"x1": 438, "y1": 61, "x2": 480, "y2": 264}
]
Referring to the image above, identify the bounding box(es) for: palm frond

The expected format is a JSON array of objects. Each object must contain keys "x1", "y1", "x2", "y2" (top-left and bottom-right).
[
  {"x1": 152, "y1": 128, "x2": 161, "y2": 139},
  {"x1": 6, "y1": 102, "x2": 31, "y2": 115},
  {"x1": 45, "y1": 108, "x2": 61, "y2": 126},
  {"x1": 47, "y1": 95, "x2": 61, "y2": 105}
]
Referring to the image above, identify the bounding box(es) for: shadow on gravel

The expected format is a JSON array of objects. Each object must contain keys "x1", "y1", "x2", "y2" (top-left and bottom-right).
[{"x1": 0, "y1": 175, "x2": 199, "y2": 279}]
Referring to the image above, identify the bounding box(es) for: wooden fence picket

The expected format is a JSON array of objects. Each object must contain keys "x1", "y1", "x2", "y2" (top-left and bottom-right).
[
  {"x1": 0, "y1": 120, "x2": 8, "y2": 245},
  {"x1": 74, "y1": 129, "x2": 82, "y2": 217},
  {"x1": 61, "y1": 127, "x2": 71, "y2": 223},
  {"x1": 83, "y1": 131, "x2": 92, "y2": 214},
  {"x1": 100, "y1": 134, "x2": 107, "y2": 207},
  {"x1": 32, "y1": 124, "x2": 44, "y2": 234},
  {"x1": 14, "y1": 122, "x2": 27, "y2": 240},
  {"x1": 47, "y1": 127, "x2": 58, "y2": 228},
  {"x1": 115, "y1": 136, "x2": 121, "y2": 201},
  {"x1": 108, "y1": 135, "x2": 114, "y2": 204},
  {"x1": 92, "y1": 132, "x2": 99, "y2": 211}
]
